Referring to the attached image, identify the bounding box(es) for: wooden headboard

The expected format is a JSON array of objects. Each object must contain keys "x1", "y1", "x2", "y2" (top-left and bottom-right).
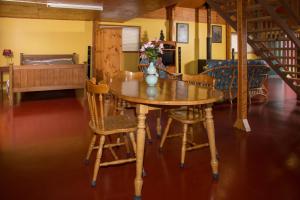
[{"x1": 20, "y1": 53, "x2": 77, "y2": 65}]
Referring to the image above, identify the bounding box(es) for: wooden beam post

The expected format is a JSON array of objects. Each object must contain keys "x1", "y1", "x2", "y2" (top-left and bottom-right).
[
  {"x1": 234, "y1": 0, "x2": 251, "y2": 132},
  {"x1": 206, "y1": 4, "x2": 212, "y2": 60},
  {"x1": 226, "y1": 23, "x2": 232, "y2": 60},
  {"x1": 8, "y1": 64, "x2": 13, "y2": 106},
  {"x1": 92, "y1": 20, "x2": 98, "y2": 79},
  {"x1": 297, "y1": 48, "x2": 300, "y2": 78},
  {"x1": 195, "y1": 8, "x2": 200, "y2": 74},
  {"x1": 166, "y1": 5, "x2": 176, "y2": 41}
]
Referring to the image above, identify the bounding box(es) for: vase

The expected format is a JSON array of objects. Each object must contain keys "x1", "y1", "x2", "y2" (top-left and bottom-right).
[
  {"x1": 146, "y1": 86, "x2": 158, "y2": 100},
  {"x1": 145, "y1": 62, "x2": 158, "y2": 86}
]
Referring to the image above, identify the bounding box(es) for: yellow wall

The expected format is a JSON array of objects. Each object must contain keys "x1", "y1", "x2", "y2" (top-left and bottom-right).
[
  {"x1": 0, "y1": 16, "x2": 227, "y2": 79},
  {"x1": 0, "y1": 18, "x2": 92, "y2": 66},
  {"x1": 178, "y1": 22, "x2": 226, "y2": 74},
  {"x1": 101, "y1": 19, "x2": 226, "y2": 74}
]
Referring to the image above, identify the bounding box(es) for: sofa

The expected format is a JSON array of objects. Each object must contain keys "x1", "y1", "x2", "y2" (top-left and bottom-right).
[{"x1": 202, "y1": 59, "x2": 270, "y2": 103}]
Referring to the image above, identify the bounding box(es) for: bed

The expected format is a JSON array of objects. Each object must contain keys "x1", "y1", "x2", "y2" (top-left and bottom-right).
[{"x1": 9, "y1": 53, "x2": 87, "y2": 105}]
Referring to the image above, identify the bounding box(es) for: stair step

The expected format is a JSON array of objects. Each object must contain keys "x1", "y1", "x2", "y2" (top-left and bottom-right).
[
  {"x1": 268, "y1": 47, "x2": 297, "y2": 50},
  {"x1": 248, "y1": 4, "x2": 263, "y2": 11},
  {"x1": 248, "y1": 26, "x2": 300, "y2": 33},
  {"x1": 248, "y1": 16, "x2": 272, "y2": 22},
  {"x1": 271, "y1": 56, "x2": 297, "y2": 59},
  {"x1": 255, "y1": 46, "x2": 296, "y2": 51},
  {"x1": 260, "y1": 49, "x2": 298, "y2": 53},
  {"x1": 266, "y1": 0, "x2": 280, "y2": 6},
  {"x1": 287, "y1": 77, "x2": 300, "y2": 81},
  {"x1": 248, "y1": 28, "x2": 283, "y2": 33},
  {"x1": 276, "y1": 64, "x2": 300, "y2": 68},
  {"x1": 225, "y1": 4, "x2": 263, "y2": 14},
  {"x1": 252, "y1": 38, "x2": 291, "y2": 42},
  {"x1": 281, "y1": 71, "x2": 300, "y2": 75}
]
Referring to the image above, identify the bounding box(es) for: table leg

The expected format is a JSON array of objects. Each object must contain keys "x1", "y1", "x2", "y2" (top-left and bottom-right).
[
  {"x1": 204, "y1": 106, "x2": 219, "y2": 180},
  {"x1": 134, "y1": 104, "x2": 148, "y2": 200}
]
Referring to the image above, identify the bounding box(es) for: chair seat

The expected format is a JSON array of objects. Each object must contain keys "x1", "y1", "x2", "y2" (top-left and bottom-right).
[
  {"x1": 90, "y1": 115, "x2": 137, "y2": 135},
  {"x1": 169, "y1": 108, "x2": 205, "y2": 124}
]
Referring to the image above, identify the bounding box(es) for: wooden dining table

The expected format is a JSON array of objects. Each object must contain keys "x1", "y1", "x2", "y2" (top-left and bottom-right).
[{"x1": 109, "y1": 74, "x2": 223, "y2": 200}]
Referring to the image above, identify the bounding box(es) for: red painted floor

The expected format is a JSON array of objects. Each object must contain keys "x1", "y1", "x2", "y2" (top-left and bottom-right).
[{"x1": 0, "y1": 78, "x2": 299, "y2": 200}]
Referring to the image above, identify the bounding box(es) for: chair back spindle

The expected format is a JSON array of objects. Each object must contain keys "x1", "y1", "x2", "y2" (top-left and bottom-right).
[{"x1": 86, "y1": 80, "x2": 109, "y2": 131}]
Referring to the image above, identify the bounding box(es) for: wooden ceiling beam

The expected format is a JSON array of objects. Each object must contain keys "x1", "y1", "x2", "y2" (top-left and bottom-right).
[
  {"x1": 0, "y1": 0, "x2": 213, "y2": 22},
  {"x1": 0, "y1": 2, "x2": 100, "y2": 21}
]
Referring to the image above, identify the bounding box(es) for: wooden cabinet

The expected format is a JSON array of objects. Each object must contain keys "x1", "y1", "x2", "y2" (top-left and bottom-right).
[{"x1": 160, "y1": 41, "x2": 176, "y2": 72}]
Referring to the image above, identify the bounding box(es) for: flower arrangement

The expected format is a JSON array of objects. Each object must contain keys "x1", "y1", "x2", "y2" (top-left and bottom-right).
[
  {"x1": 2, "y1": 49, "x2": 13, "y2": 64},
  {"x1": 140, "y1": 40, "x2": 164, "y2": 63}
]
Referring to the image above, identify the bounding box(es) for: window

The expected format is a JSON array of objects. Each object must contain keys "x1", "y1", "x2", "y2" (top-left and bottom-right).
[
  {"x1": 122, "y1": 27, "x2": 140, "y2": 52},
  {"x1": 231, "y1": 32, "x2": 253, "y2": 53}
]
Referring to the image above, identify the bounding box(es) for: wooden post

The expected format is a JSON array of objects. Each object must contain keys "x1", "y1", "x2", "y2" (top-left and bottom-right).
[
  {"x1": 195, "y1": 8, "x2": 200, "y2": 74},
  {"x1": 92, "y1": 20, "x2": 98, "y2": 79},
  {"x1": 296, "y1": 49, "x2": 300, "y2": 102},
  {"x1": 234, "y1": 0, "x2": 251, "y2": 132},
  {"x1": 166, "y1": 5, "x2": 176, "y2": 41},
  {"x1": 206, "y1": 3, "x2": 212, "y2": 60},
  {"x1": 178, "y1": 47, "x2": 182, "y2": 73},
  {"x1": 226, "y1": 24, "x2": 232, "y2": 60},
  {"x1": 8, "y1": 64, "x2": 13, "y2": 106},
  {"x1": 297, "y1": 48, "x2": 300, "y2": 79}
]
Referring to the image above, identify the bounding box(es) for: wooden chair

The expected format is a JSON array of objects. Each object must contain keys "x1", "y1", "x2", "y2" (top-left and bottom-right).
[
  {"x1": 159, "y1": 74, "x2": 218, "y2": 176},
  {"x1": 105, "y1": 70, "x2": 154, "y2": 142},
  {"x1": 156, "y1": 66, "x2": 182, "y2": 80},
  {"x1": 85, "y1": 79, "x2": 137, "y2": 187}
]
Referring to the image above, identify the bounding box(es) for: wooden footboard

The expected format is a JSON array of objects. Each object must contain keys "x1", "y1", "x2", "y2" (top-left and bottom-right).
[{"x1": 9, "y1": 64, "x2": 86, "y2": 105}]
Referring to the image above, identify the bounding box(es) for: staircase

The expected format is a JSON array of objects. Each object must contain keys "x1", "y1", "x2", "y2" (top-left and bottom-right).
[{"x1": 207, "y1": 0, "x2": 300, "y2": 97}]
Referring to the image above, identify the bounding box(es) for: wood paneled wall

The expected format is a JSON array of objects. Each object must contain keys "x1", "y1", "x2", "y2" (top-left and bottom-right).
[
  {"x1": 141, "y1": 7, "x2": 225, "y2": 24},
  {"x1": 0, "y1": 2, "x2": 99, "y2": 21}
]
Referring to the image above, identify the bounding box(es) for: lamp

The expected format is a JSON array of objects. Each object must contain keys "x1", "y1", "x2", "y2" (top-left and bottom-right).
[{"x1": 46, "y1": 2, "x2": 103, "y2": 11}]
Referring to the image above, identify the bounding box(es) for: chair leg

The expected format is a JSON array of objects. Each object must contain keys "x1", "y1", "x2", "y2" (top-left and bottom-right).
[
  {"x1": 203, "y1": 120, "x2": 207, "y2": 129},
  {"x1": 123, "y1": 134, "x2": 131, "y2": 157},
  {"x1": 248, "y1": 93, "x2": 252, "y2": 105},
  {"x1": 201, "y1": 109, "x2": 207, "y2": 129},
  {"x1": 85, "y1": 134, "x2": 97, "y2": 164},
  {"x1": 91, "y1": 135, "x2": 105, "y2": 187},
  {"x1": 180, "y1": 124, "x2": 188, "y2": 168},
  {"x1": 156, "y1": 109, "x2": 162, "y2": 137},
  {"x1": 128, "y1": 132, "x2": 136, "y2": 155},
  {"x1": 159, "y1": 117, "x2": 173, "y2": 150},
  {"x1": 146, "y1": 125, "x2": 152, "y2": 142},
  {"x1": 188, "y1": 126, "x2": 194, "y2": 142}
]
